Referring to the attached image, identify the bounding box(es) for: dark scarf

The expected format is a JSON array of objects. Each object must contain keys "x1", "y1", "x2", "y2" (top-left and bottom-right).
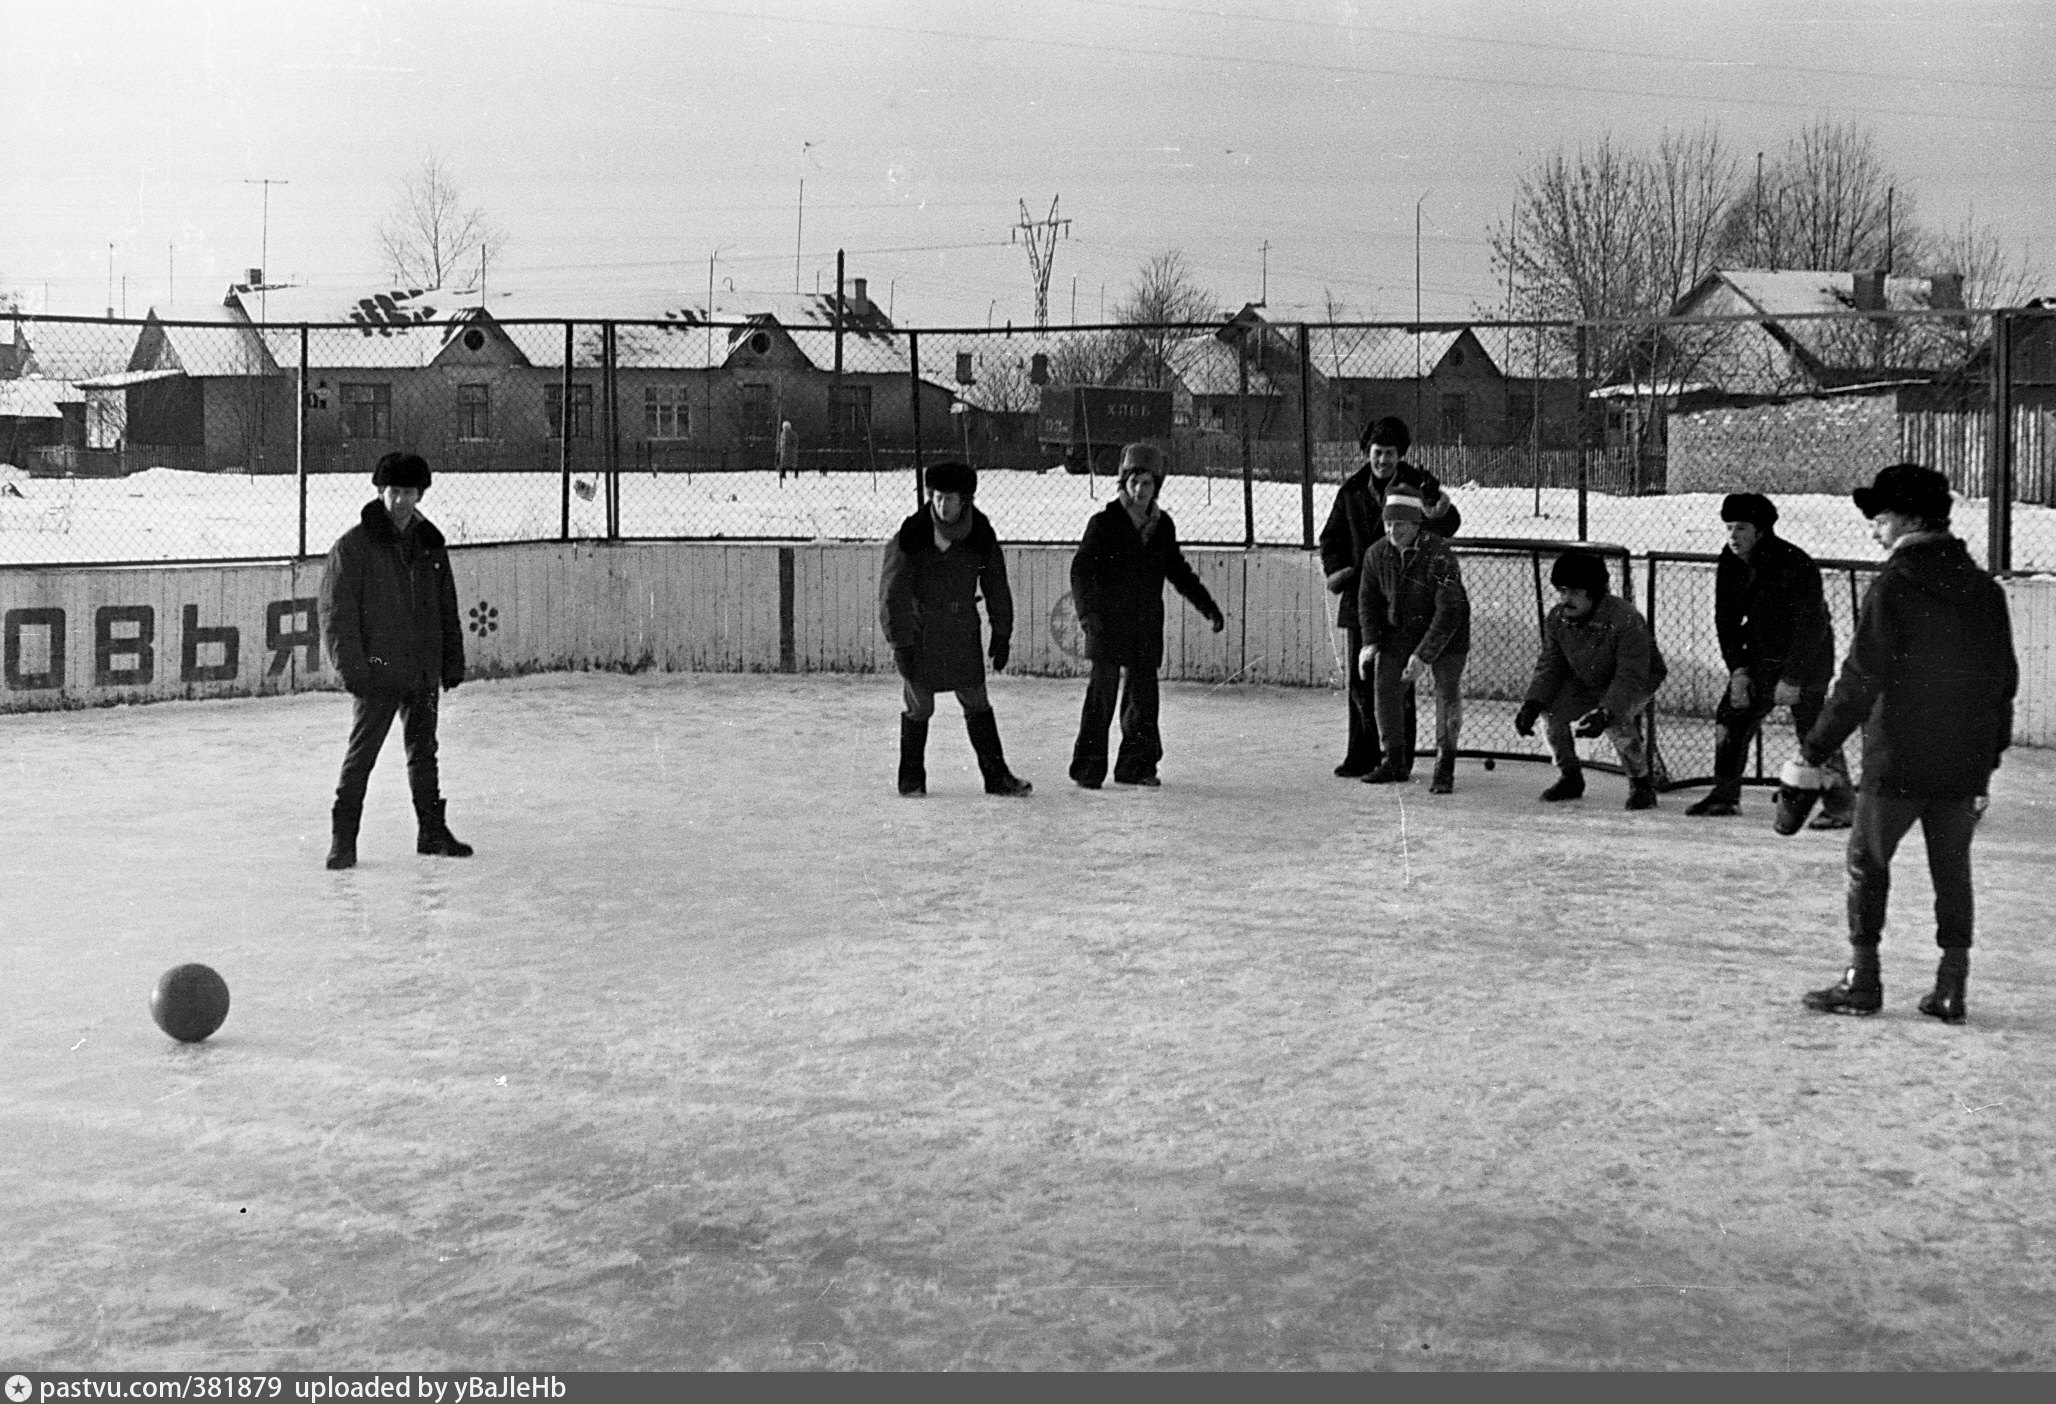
[{"x1": 931, "y1": 503, "x2": 975, "y2": 550}]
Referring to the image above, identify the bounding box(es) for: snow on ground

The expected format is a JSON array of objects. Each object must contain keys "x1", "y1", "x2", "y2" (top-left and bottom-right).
[
  {"x1": 4, "y1": 671, "x2": 2054, "y2": 1368},
  {"x1": 4, "y1": 465, "x2": 2054, "y2": 570}
]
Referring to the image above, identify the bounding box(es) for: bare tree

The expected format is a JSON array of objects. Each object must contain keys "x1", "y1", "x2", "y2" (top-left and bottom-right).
[
  {"x1": 377, "y1": 151, "x2": 506, "y2": 291},
  {"x1": 1111, "y1": 249, "x2": 1220, "y2": 390},
  {"x1": 1718, "y1": 119, "x2": 1900, "y2": 273},
  {"x1": 1919, "y1": 213, "x2": 2046, "y2": 309}
]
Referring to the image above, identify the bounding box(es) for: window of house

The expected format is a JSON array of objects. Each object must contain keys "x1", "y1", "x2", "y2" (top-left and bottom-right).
[
  {"x1": 1439, "y1": 392, "x2": 1468, "y2": 444},
  {"x1": 739, "y1": 382, "x2": 773, "y2": 442},
  {"x1": 831, "y1": 384, "x2": 872, "y2": 440},
  {"x1": 545, "y1": 383, "x2": 594, "y2": 439},
  {"x1": 643, "y1": 384, "x2": 689, "y2": 439},
  {"x1": 340, "y1": 383, "x2": 391, "y2": 439},
  {"x1": 456, "y1": 383, "x2": 491, "y2": 440}
]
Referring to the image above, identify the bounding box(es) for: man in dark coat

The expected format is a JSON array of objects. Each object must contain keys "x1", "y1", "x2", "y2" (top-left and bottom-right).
[
  {"x1": 1355, "y1": 483, "x2": 1470, "y2": 793},
  {"x1": 1067, "y1": 443, "x2": 1225, "y2": 789},
  {"x1": 877, "y1": 461, "x2": 1031, "y2": 797},
  {"x1": 1792, "y1": 464, "x2": 2018, "y2": 1024},
  {"x1": 1687, "y1": 492, "x2": 1854, "y2": 825},
  {"x1": 1317, "y1": 415, "x2": 1460, "y2": 777},
  {"x1": 318, "y1": 451, "x2": 470, "y2": 870},
  {"x1": 1514, "y1": 548, "x2": 1668, "y2": 810}
]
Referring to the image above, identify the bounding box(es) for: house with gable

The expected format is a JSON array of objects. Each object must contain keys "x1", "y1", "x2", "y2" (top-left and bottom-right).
[
  {"x1": 1309, "y1": 324, "x2": 1520, "y2": 447},
  {"x1": 78, "y1": 295, "x2": 291, "y2": 472}
]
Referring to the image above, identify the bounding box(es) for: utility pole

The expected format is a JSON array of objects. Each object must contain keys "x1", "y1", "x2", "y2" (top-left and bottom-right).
[
  {"x1": 1258, "y1": 240, "x2": 1269, "y2": 306},
  {"x1": 1011, "y1": 196, "x2": 1071, "y2": 330},
  {"x1": 795, "y1": 176, "x2": 805, "y2": 295},
  {"x1": 242, "y1": 177, "x2": 288, "y2": 321}
]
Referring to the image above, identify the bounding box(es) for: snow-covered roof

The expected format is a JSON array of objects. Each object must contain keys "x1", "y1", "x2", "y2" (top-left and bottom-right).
[
  {"x1": 132, "y1": 303, "x2": 282, "y2": 377},
  {"x1": 75, "y1": 368, "x2": 187, "y2": 391},
  {"x1": 0, "y1": 376, "x2": 80, "y2": 416},
  {"x1": 1307, "y1": 327, "x2": 1474, "y2": 380},
  {"x1": 1705, "y1": 269, "x2": 1955, "y2": 318}
]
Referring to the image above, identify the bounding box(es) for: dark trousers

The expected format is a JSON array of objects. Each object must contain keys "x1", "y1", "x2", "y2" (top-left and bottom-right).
[
  {"x1": 335, "y1": 686, "x2": 441, "y2": 820},
  {"x1": 1710, "y1": 683, "x2": 1853, "y2": 813},
  {"x1": 1071, "y1": 657, "x2": 1161, "y2": 785},
  {"x1": 1847, "y1": 789, "x2": 1980, "y2": 951},
  {"x1": 901, "y1": 678, "x2": 991, "y2": 720},
  {"x1": 1372, "y1": 650, "x2": 1465, "y2": 759},
  {"x1": 1342, "y1": 620, "x2": 1413, "y2": 764}
]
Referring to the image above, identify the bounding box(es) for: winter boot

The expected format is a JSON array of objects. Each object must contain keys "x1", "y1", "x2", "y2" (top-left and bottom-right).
[
  {"x1": 1918, "y1": 949, "x2": 1969, "y2": 1024},
  {"x1": 1540, "y1": 762, "x2": 1585, "y2": 802},
  {"x1": 1802, "y1": 945, "x2": 1883, "y2": 1016},
  {"x1": 1686, "y1": 790, "x2": 1739, "y2": 817},
  {"x1": 326, "y1": 803, "x2": 359, "y2": 871},
  {"x1": 965, "y1": 709, "x2": 1032, "y2": 797},
  {"x1": 1362, "y1": 748, "x2": 1410, "y2": 785},
  {"x1": 1625, "y1": 776, "x2": 1659, "y2": 811},
  {"x1": 416, "y1": 799, "x2": 475, "y2": 858},
  {"x1": 1428, "y1": 749, "x2": 1456, "y2": 795},
  {"x1": 898, "y1": 716, "x2": 929, "y2": 796}
]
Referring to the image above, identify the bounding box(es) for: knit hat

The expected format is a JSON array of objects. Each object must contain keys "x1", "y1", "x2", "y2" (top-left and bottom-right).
[
  {"x1": 1359, "y1": 415, "x2": 1411, "y2": 455},
  {"x1": 1853, "y1": 462, "x2": 1951, "y2": 523},
  {"x1": 1720, "y1": 492, "x2": 1778, "y2": 530},
  {"x1": 1117, "y1": 442, "x2": 1167, "y2": 484},
  {"x1": 1382, "y1": 483, "x2": 1426, "y2": 524},
  {"x1": 1550, "y1": 548, "x2": 1610, "y2": 596},
  {"x1": 372, "y1": 451, "x2": 431, "y2": 491},
  {"x1": 924, "y1": 460, "x2": 977, "y2": 498}
]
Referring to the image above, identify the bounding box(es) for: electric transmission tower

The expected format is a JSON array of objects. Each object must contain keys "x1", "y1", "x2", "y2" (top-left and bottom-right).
[{"x1": 1012, "y1": 197, "x2": 1071, "y2": 330}]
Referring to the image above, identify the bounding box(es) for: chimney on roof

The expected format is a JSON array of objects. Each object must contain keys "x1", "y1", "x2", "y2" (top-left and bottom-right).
[
  {"x1": 245, "y1": 268, "x2": 263, "y2": 288},
  {"x1": 1929, "y1": 272, "x2": 1965, "y2": 310},
  {"x1": 1852, "y1": 270, "x2": 1887, "y2": 313},
  {"x1": 851, "y1": 278, "x2": 870, "y2": 317}
]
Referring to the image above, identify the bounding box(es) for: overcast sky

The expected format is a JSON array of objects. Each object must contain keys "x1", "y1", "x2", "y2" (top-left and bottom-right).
[{"x1": 5, "y1": 0, "x2": 2051, "y2": 326}]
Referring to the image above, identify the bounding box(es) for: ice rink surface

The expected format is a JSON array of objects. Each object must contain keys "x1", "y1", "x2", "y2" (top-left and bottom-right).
[{"x1": 5, "y1": 670, "x2": 2054, "y2": 1369}]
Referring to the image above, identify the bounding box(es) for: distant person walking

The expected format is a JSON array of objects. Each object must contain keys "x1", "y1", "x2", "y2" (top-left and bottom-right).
[
  {"x1": 1067, "y1": 444, "x2": 1225, "y2": 789},
  {"x1": 878, "y1": 461, "x2": 1032, "y2": 798},
  {"x1": 1686, "y1": 492, "x2": 1855, "y2": 826},
  {"x1": 1794, "y1": 464, "x2": 2018, "y2": 1024},
  {"x1": 1317, "y1": 415, "x2": 1460, "y2": 778},
  {"x1": 319, "y1": 451, "x2": 472, "y2": 870},
  {"x1": 776, "y1": 420, "x2": 798, "y2": 482}
]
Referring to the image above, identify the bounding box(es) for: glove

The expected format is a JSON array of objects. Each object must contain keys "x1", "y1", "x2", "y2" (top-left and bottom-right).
[
  {"x1": 1728, "y1": 670, "x2": 1752, "y2": 709},
  {"x1": 442, "y1": 672, "x2": 462, "y2": 693},
  {"x1": 989, "y1": 638, "x2": 1010, "y2": 673},
  {"x1": 892, "y1": 645, "x2": 916, "y2": 680},
  {"x1": 1206, "y1": 607, "x2": 1226, "y2": 634},
  {"x1": 1778, "y1": 758, "x2": 1827, "y2": 791},
  {"x1": 1513, "y1": 699, "x2": 1543, "y2": 737},
  {"x1": 1357, "y1": 645, "x2": 1378, "y2": 680},
  {"x1": 1325, "y1": 569, "x2": 1355, "y2": 595},
  {"x1": 1773, "y1": 679, "x2": 1802, "y2": 707},
  {"x1": 1573, "y1": 706, "x2": 1614, "y2": 739},
  {"x1": 1400, "y1": 653, "x2": 1426, "y2": 684}
]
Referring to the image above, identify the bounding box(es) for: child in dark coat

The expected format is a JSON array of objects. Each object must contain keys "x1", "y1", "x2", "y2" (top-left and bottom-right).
[
  {"x1": 877, "y1": 461, "x2": 1031, "y2": 797},
  {"x1": 1355, "y1": 484, "x2": 1470, "y2": 792},
  {"x1": 1068, "y1": 444, "x2": 1225, "y2": 788}
]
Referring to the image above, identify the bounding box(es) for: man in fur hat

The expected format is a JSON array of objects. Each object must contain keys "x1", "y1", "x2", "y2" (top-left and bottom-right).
[
  {"x1": 1792, "y1": 464, "x2": 2017, "y2": 1024},
  {"x1": 1514, "y1": 548, "x2": 1668, "y2": 810},
  {"x1": 878, "y1": 461, "x2": 1032, "y2": 797},
  {"x1": 1067, "y1": 443, "x2": 1225, "y2": 789},
  {"x1": 1687, "y1": 492, "x2": 1855, "y2": 825},
  {"x1": 318, "y1": 450, "x2": 471, "y2": 869}
]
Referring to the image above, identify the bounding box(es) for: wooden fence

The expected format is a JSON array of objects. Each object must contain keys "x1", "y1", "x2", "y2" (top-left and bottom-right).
[{"x1": 1899, "y1": 407, "x2": 2056, "y2": 505}]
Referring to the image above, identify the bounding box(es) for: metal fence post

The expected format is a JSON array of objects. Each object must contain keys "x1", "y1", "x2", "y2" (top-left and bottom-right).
[
  {"x1": 560, "y1": 321, "x2": 573, "y2": 542},
  {"x1": 1575, "y1": 322, "x2": 1590, "y2": 542},
  {"x1": 1989, "y1": 308, "x2": 2014, "y2": 574},
  {"x1": 908, "y1": 329, "x2": 924, "y2": 509},
  {"x1": 1297, "y1": 322, "x2": 1315, "y2": 550},
  {"x1": 604, "y1": 321, "x2": 620, "y2": 540},
  {"x1": 1238, "y1": 333, "x2": 1254, "y2": 549},
  {"x1": 297, "y1": 325, "x2": 309, "y2": 558}
]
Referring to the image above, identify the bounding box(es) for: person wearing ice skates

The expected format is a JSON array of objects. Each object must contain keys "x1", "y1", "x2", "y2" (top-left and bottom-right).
[
  {"x1": 1793, "y1": 464, "x2": 2017, "y2": 1023},
  {"x1": 1355, "y1": 482, "x2": 1470, "y2": 792},
  {"x1": 1515, "y1": 548, "x2": 1668, "y2": 810},
  {"x1": 1686, "y1": 491, "x2": 1855, "y2": 826},
  {"x1": 1317, "y1": 415, "x2": 1460, "y2": 778},
  {"x1": 878, "y1": 461, "x2": 1031, "y2": 798},
  {"x1": 1067, "y1": 443, "x2": 1225, "y2": 789},
  {"x1": 319, "y1": 451, "x2": 471, "y2": 869}
]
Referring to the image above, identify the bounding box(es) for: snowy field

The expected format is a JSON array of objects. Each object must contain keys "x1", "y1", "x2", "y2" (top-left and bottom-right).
[
  {"x1": 5, "y1": 671, "x2": 2054, "y2": 1370},
  {"x1": 4, "y1": 465, "x2": 2053, "y2": 570}
]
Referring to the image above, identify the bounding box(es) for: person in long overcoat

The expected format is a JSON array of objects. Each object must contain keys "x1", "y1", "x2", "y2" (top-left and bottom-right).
[
  {"x1": 877, "y1": 460, "x2": 1031, "y2": 797},
  {"x1": 1067, "y1": 444, "x2": 1225, "y2": 788},
  {"x1": 1687, "y1": 491, "x2": 1854, "y2": 825},
  {"x1": 1316, "y1": 415, "x2": 1460, "y2": 776},
  {"x1": 1792, "y1": 463, "x2": 2018, "y2": 1024},
  {"x1": 318, "y1": 450, "x2": 471, "y2": 869}
]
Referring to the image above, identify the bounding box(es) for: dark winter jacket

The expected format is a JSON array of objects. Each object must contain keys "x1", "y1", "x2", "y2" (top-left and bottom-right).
[
  {"x1": 877, "y1": 505, "x2": 1014, "y2": 691},
  {"x1": 1715, "y1": 531, "x2": 1835, "y2": 689},
  {"x1": 1357, "y1": 531, "x2": 1470, "y2": 662},
  {"x1": 1070, "y1": 502, "x2": 1220, "y2": 667},
  {"x1": 320, "y1": 500, "x2": 464, "y2": 697},
  {"x1": 1525, "y1": 594, "x2": 1668, "y2": 718},
  {"x1": 1317, "y1": 461, "x2": 1461, "y2": 628},
  {"x1": 1802, "y1": 533, "x2": 2017, "y2": 799}
]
